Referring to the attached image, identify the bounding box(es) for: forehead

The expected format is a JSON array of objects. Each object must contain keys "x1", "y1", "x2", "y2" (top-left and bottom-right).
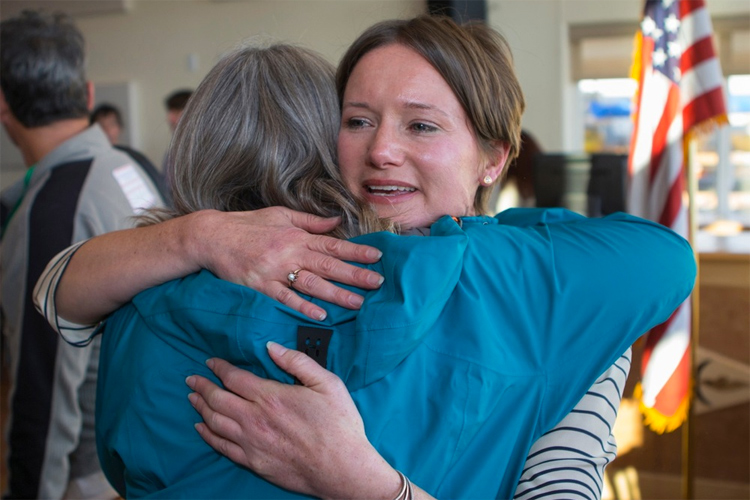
[
  {"x1": 346, "y1": 44, "x2": 455, "y2": 102},
  {"x1": 98, "y1": 113, "x2": 119, "y2": 123}
]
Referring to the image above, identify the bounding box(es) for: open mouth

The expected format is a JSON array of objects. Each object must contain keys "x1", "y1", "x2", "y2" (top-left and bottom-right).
[{"x1": 365, "y1": 185, "x2": 416, "y2": 196}]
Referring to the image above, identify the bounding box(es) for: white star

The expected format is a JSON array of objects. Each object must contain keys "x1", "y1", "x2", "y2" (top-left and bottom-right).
[
  {"x1": 653, "y1": 48, "x2": 668, "y2": 67},
  {"x1": 665, "y1": 13, "x2": 681, "y2": 33},
  {"x1": 668, "y1": 40, "x2": 681, "y2": 58},
  {"x1": 642, "y1": 16, "x2": 656, "y2": 36},
  {"x1": 652, "y1": 27, "x2": 664, "y2": 41},
  {"x1": 663, "y1": 0, "x2": 676, "y2": 8}
]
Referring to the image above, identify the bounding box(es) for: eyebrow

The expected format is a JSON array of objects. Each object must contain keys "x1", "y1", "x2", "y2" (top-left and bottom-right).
[
  {"x1": 343, "y1": 100, "x2": 450, "y2": 118},
  {"x1": 342, "y1": 101, "x2": 370, "y2": 110}
]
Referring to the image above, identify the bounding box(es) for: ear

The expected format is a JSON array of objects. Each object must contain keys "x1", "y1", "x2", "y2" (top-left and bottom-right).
[
  {"x1": 0, "y1": 89, "x2": 9, "y2": 116},
  {"x1": 480, "y1": 141, "x2": 511, "y2": 185},
  {"x1": 0, "y1": 89, "x2": 13, "y2": 126},
  {"x1": 86, "y1": 81, "x2": 95, "y2": 111}
]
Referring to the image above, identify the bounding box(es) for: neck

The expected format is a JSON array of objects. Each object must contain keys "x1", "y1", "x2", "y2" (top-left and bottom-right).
[{"x1": 16, "y1": 118, "x2": 90, "y2": 167}]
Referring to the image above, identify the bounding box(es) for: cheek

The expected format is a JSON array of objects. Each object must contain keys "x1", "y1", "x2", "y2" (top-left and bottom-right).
[
  {"x1": 337, "y1": 138, "x2": 357, "y2": 185},
  {"x1": 422, "y1": 145, "x2": 479, "y2": 191},
  {"x1": 436, "y1": 156, "x2": 482, "y2": 212}
]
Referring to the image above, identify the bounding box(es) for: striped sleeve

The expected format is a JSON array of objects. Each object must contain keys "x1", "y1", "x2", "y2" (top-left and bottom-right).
[
  {"x1": 32, "y1": 241, "x2": 100, "y2": 346},
  {"x1": 513, "y1": 349, "x2": 632, "y2": 500}
]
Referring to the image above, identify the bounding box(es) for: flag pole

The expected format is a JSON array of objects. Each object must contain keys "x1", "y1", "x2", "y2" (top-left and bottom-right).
[{"x1": 682, "y1": 138, "x2": 700, "y2": 500}]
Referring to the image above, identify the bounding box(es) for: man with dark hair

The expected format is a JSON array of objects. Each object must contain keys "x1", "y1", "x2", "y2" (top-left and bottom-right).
[
  {"x1": 90, "y1": 103, "x2": 123, "y2": 145},
  {"x1": 164, "y1": 88, "x2": 192, "y2": 132},
  {"x1": 0, "y1": 10, "x2": 165, "y2": 499}
]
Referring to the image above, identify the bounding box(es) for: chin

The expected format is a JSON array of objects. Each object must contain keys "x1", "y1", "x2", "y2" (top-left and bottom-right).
[
  {"x1": 393, "y1": 216, "x2": 435, "y2": 231},
  {"x1": 372, "y1": 203, "x2": 435, "y2": 230}
]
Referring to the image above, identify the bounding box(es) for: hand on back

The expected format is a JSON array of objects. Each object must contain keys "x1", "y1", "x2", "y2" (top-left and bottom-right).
[
  {"x1": 191, "y1": 207, "x2": 384, "y2": 320},
  {"x1": 186, "y1": 344, "x2": 403, "y2": 499}
]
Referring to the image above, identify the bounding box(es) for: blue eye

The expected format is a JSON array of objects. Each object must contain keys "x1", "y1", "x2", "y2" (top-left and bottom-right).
[
  {"x1": 345, "y1": 118, "x2": 368, "y2": 129},
  {"x1": 411, "y1": 122, "x2": 437, "y2": 133}
]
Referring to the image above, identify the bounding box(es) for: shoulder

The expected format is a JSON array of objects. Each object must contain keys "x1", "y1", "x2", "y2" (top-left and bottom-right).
[{"x1": 76, "y1": 148, "x2": 165, "y2": 219}]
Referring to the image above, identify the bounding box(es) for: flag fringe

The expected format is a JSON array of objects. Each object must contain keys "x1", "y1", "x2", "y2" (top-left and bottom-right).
[
  {"x1": 684, "y1": 114, "x2": 729, "y2": 144},
  {"x1": 683, "y1": 114, "x2": 729, "y2": 170},
  {"x1": 634, "y1": 382, "x2": 691, "y2": 434}
]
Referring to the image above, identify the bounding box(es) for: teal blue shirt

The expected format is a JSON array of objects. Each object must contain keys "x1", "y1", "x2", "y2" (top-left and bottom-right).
[{"x1": 96, "y1": 209, "x2": 696, "y2": 499}]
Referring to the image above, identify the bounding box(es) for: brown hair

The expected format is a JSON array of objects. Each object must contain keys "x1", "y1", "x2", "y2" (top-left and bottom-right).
[
  {"x1": 145, "y1": 44, "x2": 392, "y2": 238},
  {"x1": 336, "y1": 15, "x2": 525, "y2": 214}
]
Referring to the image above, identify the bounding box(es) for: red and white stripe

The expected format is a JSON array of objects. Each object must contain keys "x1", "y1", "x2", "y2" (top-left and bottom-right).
[{"x1": 627, "y1": 0, "x2": 726, "y2": 429}]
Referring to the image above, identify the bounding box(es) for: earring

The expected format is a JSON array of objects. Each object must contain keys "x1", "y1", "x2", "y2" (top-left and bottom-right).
[{"x1": 483, "y1": 175, "x2": 493, "y2": 185}]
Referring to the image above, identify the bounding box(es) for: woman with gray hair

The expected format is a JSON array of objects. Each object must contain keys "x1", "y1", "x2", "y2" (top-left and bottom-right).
[
  {"x1": 92, "y1": 42, "x2": 403, "y2": 498},
  {"x1": 36, "y1": 16, "x2": 694, "y2": 500},
  {"x1": 147, "y1": 43, "x2": 389, "y2": 238}
]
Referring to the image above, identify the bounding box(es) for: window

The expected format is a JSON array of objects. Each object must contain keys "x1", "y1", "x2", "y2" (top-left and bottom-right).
[
  {"x1": 579, "y1": 75, "x2": 750, "y2": 230},
  {"x1": 572, "y1": 13, "x2": 750, "y2": 236},
  {"x1": 695, "y1": 75, "x2": 750, "y2": 228},
  {"x1": 578, "y1": 78, "x2": 635, "y2": 155}
]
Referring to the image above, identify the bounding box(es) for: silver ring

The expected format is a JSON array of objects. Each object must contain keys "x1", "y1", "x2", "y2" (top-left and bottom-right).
[{"x1": 287, "y1": 269, "x2": 301, "y2": 288}]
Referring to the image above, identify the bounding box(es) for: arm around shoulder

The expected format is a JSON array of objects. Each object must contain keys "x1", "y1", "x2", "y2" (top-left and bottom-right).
[
  {"x1": 52, "y1": 210, "x2": 212, "y2": 326},
  {"x1": 40, "y1": 206, "x2": 388, "y2": 330}
]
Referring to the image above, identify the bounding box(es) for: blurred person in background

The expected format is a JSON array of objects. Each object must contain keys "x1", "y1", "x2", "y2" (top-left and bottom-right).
[
  {"x1": 0, "y1": 10, "x2": 165, "y2": 498},
  {"x1": 90, "y1": 103, "x2": 123, "y2": 145},
  {"x1": 164, "y1": 89, "x2": 192, "y2": 133}
]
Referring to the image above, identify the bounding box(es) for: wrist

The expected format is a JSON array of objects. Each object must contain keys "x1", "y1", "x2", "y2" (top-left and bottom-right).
[
  {"x1": 323, "y1": 454, "x2": 402, "y2": 500},
  {"x1": 177, "y1": 209, "x2": 218, "y2": 274},
  {"x1": 392, "y1": 471, "x2": 413, "y2": 500},
  {"x1": 368, "y1": 465, "x2": 403, "y2": 500}
]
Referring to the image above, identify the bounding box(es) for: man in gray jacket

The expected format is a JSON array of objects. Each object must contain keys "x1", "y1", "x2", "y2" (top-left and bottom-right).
[{"x1": 0, "y1": 10, "x2": 165, "y2": 499}]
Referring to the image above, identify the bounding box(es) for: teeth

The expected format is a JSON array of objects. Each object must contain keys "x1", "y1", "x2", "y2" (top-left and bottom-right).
[{"x1": 367, "y1": 185, "x2": 415, "y2": 195}]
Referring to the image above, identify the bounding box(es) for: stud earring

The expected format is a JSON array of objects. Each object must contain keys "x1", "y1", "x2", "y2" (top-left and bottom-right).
[{"x1": 483, "y1": 175, "x2": 493, "y2": 185}]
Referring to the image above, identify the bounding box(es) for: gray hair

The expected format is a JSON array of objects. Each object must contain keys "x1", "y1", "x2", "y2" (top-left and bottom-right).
[
  {"x1": 0, "y1": 10, "x2": 89, "y2": 127},
  {"x1": 147, "y1": 44, "x2": 392, "y2": 239}
]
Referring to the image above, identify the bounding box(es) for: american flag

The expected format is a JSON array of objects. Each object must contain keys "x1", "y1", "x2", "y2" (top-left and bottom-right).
[{"x1": 627, "y1": 0, "x2": 727, "y2": 433}]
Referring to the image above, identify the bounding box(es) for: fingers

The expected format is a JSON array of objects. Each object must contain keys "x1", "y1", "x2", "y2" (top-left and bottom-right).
[
  {"x1": 202, "y1": 358, "x2": 261, "y2": 401},
  {"x1": 197, "y1": 207, "x2": 385, "y2": 320},
  {"x1": 296, "y1": 253, "x2": 384, "y2": 291},
  {"x1": 282, "y1": 248, "x2": 383, "y2": 313},
  {"x1": 288, "y1": 270, "x2": 365, "y2": 310},
  {"x1": 266, "y1": 342, "x2": 339, "y2": 390},
  {"x1": 268, "y1": 282, "x2": 328, "y2": 321},
  {"x1": 189, "y1": 389, "x2": 253, "y2": 468},
  {"x1": 186, "y1": 363, "x2": 262, "y2": 428},
  {"x1": 312, "y1": 236, "x2": 383, "y2": 266},
  {"x1": 186, "y1": 388, "x2": 243, "y2": 441},
  {"x1": 286, "y1": 211, "x2": 343, "y2": 235},
  {"x1": 251, "y1": 207, "x2": 384, "y2": 268},
  {"x1": 266, "y1": 266, "x2": 378, "y2": 320},
  {"x1": 193, "y1": 421, "x2": 249, "y2": 467}
]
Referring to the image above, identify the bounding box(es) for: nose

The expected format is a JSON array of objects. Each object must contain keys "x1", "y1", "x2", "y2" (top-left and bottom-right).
[{"x1": 367, "y1": 122, "x2": 404, "y2": 169}]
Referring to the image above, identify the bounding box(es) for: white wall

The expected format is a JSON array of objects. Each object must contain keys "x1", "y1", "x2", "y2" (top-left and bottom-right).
[{"x1": 489, "y1": 0, "x2": 568, "y2": 151}]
